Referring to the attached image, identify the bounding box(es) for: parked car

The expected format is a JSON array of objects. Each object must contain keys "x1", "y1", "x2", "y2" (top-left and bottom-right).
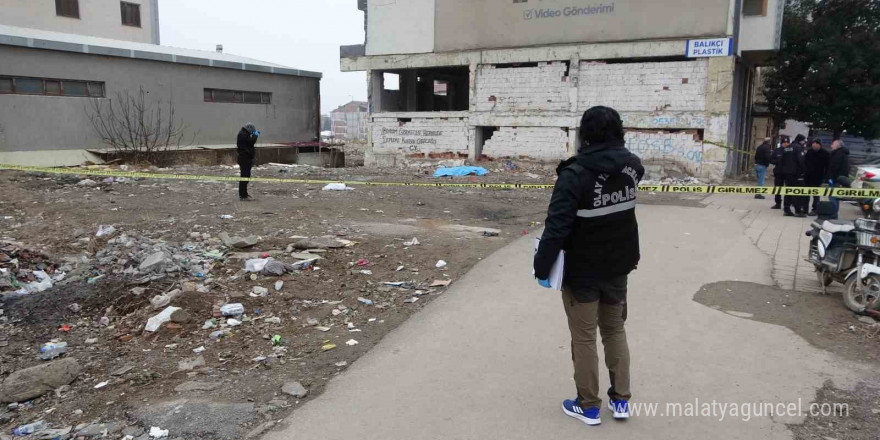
[{"x1": 855, "y1": 165, "x2": 880, "y2": 189}]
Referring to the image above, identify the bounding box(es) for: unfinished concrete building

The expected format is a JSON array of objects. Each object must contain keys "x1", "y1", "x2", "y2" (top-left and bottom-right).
[{"x1": 340, "y1": 0, "x2": 784, "y2": 182}]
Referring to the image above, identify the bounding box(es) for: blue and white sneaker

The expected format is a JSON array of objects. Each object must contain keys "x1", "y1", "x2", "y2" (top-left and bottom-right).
[
  {"x1": 608, "y1": 399, "x2": 630, "y2": 419},
  {"x1": 562, "y1": 398, "x2": 601, "y2": 426}
]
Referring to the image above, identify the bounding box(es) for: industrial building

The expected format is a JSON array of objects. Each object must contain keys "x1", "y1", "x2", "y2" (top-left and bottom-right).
[
  {"x1": 340, "y1": 0, "x2": 784, "y2": 182},
  {"x1": 0, "y1": 0, "x2": 322, "y2": 166},
  {"x1": 331, "y1": 101, "x2": 369, "y2": 141}
]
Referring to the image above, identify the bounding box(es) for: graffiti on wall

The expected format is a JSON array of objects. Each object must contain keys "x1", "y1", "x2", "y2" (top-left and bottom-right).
[
  {"x1": 377, "y1": 126, "x2": 446, "y2": 153},
  {"x1": 625, "y1": 135, "x2": 704, "y2": 167},
  {"x1": 620, "y1": 113, "x2": 707, "y2": 129}
]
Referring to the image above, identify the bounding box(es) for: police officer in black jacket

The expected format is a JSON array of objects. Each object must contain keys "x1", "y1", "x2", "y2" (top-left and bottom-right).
[
  {"x1": 804, "y1": 139, "x2": 830, "y2": 215},
  {"x1": 237, "y1": 123, "x2": 259, "y2": 201},
  {"x1": 778, "y1": 134, "x2": 808, "y2": 217},
  {"x1": 534, "y1": 106, "x2": 644, "y2": 422}
]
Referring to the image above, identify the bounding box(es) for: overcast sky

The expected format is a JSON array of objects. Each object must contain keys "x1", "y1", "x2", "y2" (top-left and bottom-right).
[{"x1": 159, "y1": 0, "x2": 366, "y2": 114}]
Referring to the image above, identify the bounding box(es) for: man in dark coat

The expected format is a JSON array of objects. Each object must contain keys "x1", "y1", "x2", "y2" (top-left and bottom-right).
[
  {"x1": 826, "y1": 140, "x2": 851, "y2": 219},
  {"x1": 535, "y1": 106, "x2": 644, "y2": 426},
  {"x1": 804, "y1": 139, "x2": 830, "y2": 215},
  {"x1": 237, "y1": 123, "x2": 260, "y2": 201},
  {"x1": 753, "y1": 138, "x2": 772, "y2": 199},
  {"x1": 778, "y1": 134, "x2": 808, "y2": 217}
]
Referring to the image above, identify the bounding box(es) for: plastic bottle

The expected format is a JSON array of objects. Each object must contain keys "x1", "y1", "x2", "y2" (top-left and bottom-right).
[
  {"x1": 13, "y1": 420, "x2": 47, "y2": 436},
  {"x1": 220, "y1": 303, "x2": 244, "y2": 317},
  {"x1": 39, "y1": 342, "x2": 68, "y2": 360}
]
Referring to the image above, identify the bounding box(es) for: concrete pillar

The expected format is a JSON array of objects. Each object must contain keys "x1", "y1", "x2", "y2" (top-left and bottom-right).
[
  {"x1": 369, "y1": 70, "x2": 383, "y2": 113},
  {"x1": 568, "y1": 56, "x2": 580, "y2": 113},
  {"x1": 468, "y1": 63, "x2": 478, "y2": 113},
  {"x1": 403, "y1": 70, "x2": 418, "y2": 111}
]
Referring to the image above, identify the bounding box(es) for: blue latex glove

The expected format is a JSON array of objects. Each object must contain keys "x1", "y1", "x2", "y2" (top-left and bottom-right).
[
  {"x1": 254, "y1": 130, "x2": 261, "y2": 137},
  {"x1": 828, "y1": 179, "x2": 834, "y2": 186},
  {"x1": 537, "y1": 279, "x2": 552, "y2": 289}
]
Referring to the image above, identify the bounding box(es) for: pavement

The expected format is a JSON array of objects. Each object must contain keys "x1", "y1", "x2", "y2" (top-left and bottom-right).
[{"x1": 265, "y1": 195, "x2": 868, "y2": 440}]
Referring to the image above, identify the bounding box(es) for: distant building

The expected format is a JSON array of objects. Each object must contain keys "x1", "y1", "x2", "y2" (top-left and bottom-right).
[
  {"x1": 0, "y1": 1, "x2": 322, "y2": 166},
  {"x1": 340, "y1": 0, "x2": 786, "y2": 182},
  {"x1": 331, "y1": 101, "x2": 368, "y2": 141}
]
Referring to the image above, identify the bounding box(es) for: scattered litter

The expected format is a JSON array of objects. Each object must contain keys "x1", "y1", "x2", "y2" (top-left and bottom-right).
[
  {"x1": 96, "y1": 225, "x2": 116, "y2": 237},
  {"x1": 358, "y1": 297, "x2": 374, "y2": 306},
  {"x1": 436, "y1": 260, "x2": 448, "y2": 269},
  {"x1": 144, "y1": 306, "x2": 181, "y2": 332},
  {"x1": 335, "y1": 361, "x2": 348, "y2": 367},
  {"x1": 404, "y1": 238, "x2": 420, "y2": 246},
  {"x1": 321, "y1": 343, "x2": 337, "y2": 351},
  {"x1": 149, "y1": 426, "x2": 169, "y2": 438},
  {"x1": 345, "y1": 339, "x2": 359, "y2": 346},
  {"x1": 245, "y1": 258, "x2": 270, "y2": 273},
  {"x1": 39, "y1": 341, "x2": 68, "y2": 361},
  {"x1": 219, "y1": 215, "x2": 233, "y2": 220},
  {"x1": 360, "y1": 270, "x2": 373, "y2": 275},
  {"x1": 220, "y1": 303, "x2": 245, "y2": 317},
  {"x1": 272, "y1": 335, "x2": 282, "y2": 346},
  {"x1": 356, "y1": 259, "x2": 370, "y2": 266},
  {"x1": 274, "y1": 280, "x2": 284, "y2": 291},
  {"x1": 315, "y1": 326, "x2": 332, "y2": 332},
  {"x1": 322, "y1": 183, "x2": 354, "y2": 191},
  {"x1": 430, "y1": 279, "x2": 452, "y2": 287},
  {"x1": 250, "y1": 286, "x2": 269, "y2": 297},
  {"x1": 396, "y1": 265, "x2": 405, "y2": 271},
  {"x1": 404, "y1": 297, "x2": 420, "y2": 304},
  {"x1": 94, "y1": 381, "x2": 109, "y2": 389},
  {"x1": 433, "y1": 166, "x2": 489, "y2": 177},
  {"x1": 12, "y1": 421, "x2": 48, "y2": 436},
  {"x1": 192, "y1": 346, "x2": 205, "y2": 354},
  {"x1": 227, "y1": 319, "x2": 242, "y2": 327}
]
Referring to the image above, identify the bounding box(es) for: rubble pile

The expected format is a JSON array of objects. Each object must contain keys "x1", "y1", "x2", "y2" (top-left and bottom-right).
[{"x1": 0, "y1": 242, "x2": 68, "y2": 297}]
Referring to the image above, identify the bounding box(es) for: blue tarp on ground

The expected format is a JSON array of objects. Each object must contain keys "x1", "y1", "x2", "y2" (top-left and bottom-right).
[{"x1": 433, "y1": 166, "x2": 489, "y2": 178}]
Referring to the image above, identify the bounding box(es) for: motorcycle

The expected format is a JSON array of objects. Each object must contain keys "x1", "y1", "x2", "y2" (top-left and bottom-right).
[
  {"x1": 807, "y1": 193, "x2": 880, "y2": 312},
  {"x1": 843, "y1": 214, "x2": 880, "y2": 313}
]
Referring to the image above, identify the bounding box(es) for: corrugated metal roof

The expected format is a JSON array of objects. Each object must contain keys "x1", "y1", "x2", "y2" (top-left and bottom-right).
[{"x1": 0, "y1": 24, "x2": 322, "y2": 79}]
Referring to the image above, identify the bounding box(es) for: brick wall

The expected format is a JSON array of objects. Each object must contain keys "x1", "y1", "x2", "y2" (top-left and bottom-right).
[
  {"x1": 481, "y1": 127, "x2": 570, "y2": 160},
  {"x1": 371, "y1": 117, "x2": 469, "y2": 157},
  {"x1": 624, "y1": 130, "x2": 727, "y2": 181},
  {"x1": 579, "y1": 60, "x2": 708, "y2": 112},
  {"x1": 475, "y1": 62, "x2": 570, "y2": 112}
]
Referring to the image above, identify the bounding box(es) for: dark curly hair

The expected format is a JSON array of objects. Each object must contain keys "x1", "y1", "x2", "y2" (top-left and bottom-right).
[{"x1": 579, "y1": 106, "x2": 624, "y2": 148}]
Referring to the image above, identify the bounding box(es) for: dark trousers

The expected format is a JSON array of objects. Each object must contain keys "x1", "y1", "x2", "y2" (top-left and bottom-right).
[
  {"x1": 774, "y1": 174, "x2": 784, "y2": 205},
  {"x1": 783, "y1": 174, "x2": 808, "y2": 213},
  {"x1": 806, "y1": 178, "x2": 823, "y2": 212},
  {"x1": 238, "y1": 160, "x2": 252, "y2": 198}
]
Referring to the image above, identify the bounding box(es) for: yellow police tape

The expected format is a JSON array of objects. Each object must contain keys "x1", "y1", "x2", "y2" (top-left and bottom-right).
[{"x1": 1, "y1": 163, "x2": 877, "y2": 199}]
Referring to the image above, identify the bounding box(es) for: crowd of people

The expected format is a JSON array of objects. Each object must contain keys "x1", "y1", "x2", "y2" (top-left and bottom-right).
[{"x1": 753, "y1": 134, "x2": 850, "y2": 218}]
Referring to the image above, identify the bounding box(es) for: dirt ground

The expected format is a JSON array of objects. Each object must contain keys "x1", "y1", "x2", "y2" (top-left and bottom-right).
[
  {"x1": 0, "y1": 163, "x2": 561, "y2": 439},
  {"x1": 3, "y1": 161, "x2": 878, "y2": 439},
  {"x1": 694, "y1": 281, "x2": 880, "y2": 439}
]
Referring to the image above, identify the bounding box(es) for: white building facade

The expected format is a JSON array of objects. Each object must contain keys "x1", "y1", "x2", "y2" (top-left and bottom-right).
[
  {"x1": 340, "y1": 0, "x2": 784, "y2": 182},
  {"x1": 0, "y1": 0, "x2": 160, "y2": 44}
]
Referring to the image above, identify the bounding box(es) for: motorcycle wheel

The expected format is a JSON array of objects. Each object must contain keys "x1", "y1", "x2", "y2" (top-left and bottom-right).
[
  {"x1": 843, "y1": 274, "x2": 880, "y2": 312},
  {"x1": 816, "y1": 270, "x2": 833, "y2": 287}
]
